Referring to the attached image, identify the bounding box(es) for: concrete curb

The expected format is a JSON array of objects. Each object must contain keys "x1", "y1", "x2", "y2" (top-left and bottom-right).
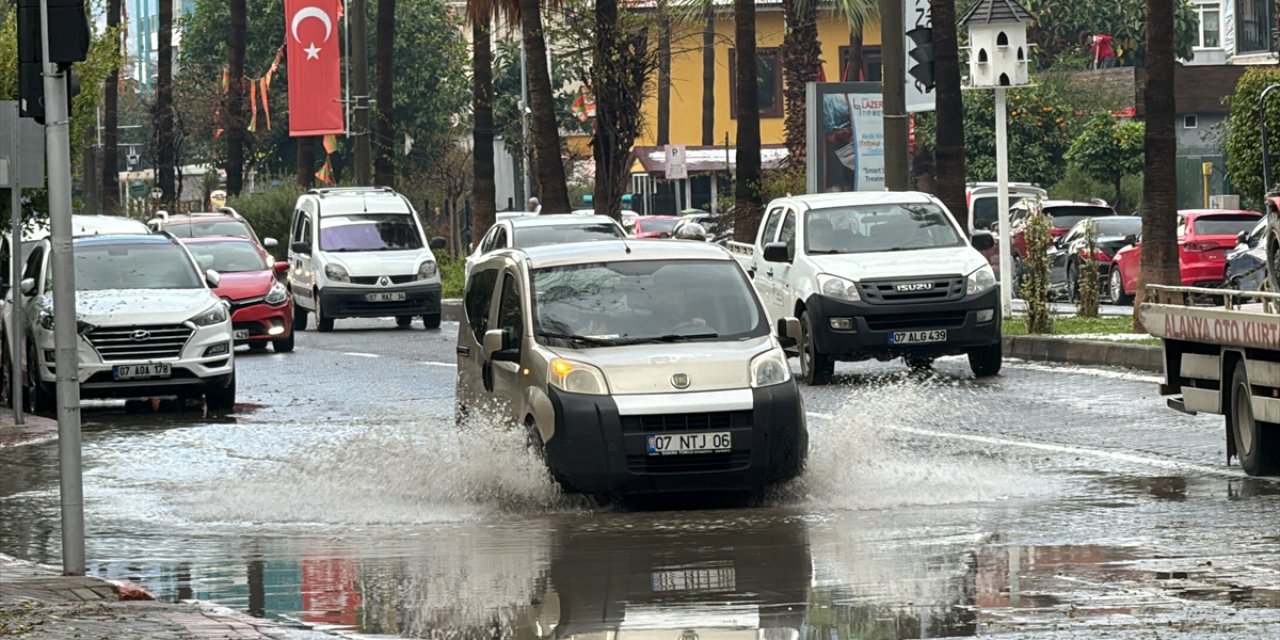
[
  {"x1": 1004, "y1": 335, "x2": 1163, "y2": 373},
  {"x1": 0, "y1": 412, "x2": 59, "y2": 448},
  {"x1": 443, "y1": 298, "x2": 462, "y2": 322}
]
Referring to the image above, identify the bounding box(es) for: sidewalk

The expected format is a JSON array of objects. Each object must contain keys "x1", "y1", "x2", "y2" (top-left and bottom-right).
[
  {"x1": 0, "y1": 411, "x2": 57, "y2": 448},
  {"x1": 0, "y1": 554, "x2": 333, "y2": 639}
]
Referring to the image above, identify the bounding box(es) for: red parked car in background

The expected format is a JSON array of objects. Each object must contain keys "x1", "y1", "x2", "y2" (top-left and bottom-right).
[
  {"x1": 181, "y1": 236, "x2": 295, "y2": 352},
  {"x1": 1109, "y1": 209, "x2": 1263, "y2": 304}
]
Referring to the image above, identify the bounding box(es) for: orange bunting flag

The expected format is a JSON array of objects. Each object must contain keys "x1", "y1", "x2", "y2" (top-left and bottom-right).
[
  {"x1": 323, "y1": 134, "x2": 338, "y2": 155},
  {"x1": 315, "y1": 158, "x2": 335, "y2": 185},
  {"x1": 260, "y1": 77, "x2": 272, "y2": 130},
  {"x1": 248, "y1": 79, "x2": 259, "y2": 133}
]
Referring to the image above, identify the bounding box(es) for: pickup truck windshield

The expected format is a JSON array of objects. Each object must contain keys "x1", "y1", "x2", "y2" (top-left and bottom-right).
[
  {"x1": 532, "y1": 259, "x2": 767, "y2": 346},
  {"x1": 75, "y1": 242, "x2": 203, "y2": 290},
  {"x1": 804, "y1": 203, "x2": 965, "y2": 254},
  {"x1": 320, "y1": 213, "x2": 424, "y2": 252}
]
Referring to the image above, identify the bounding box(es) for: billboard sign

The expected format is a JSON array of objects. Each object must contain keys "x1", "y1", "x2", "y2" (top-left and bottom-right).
[{"x1": 805, "y1": 82, "x2": 885, "y2": 194}]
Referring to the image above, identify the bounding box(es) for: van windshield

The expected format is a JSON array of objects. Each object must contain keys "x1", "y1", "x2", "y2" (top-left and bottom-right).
[
  {"x1": 532, "y1": 259, "x2": 767, "y2": 347},
  {"x1": 804, "y1": 203, "x2": 965, "y2": 254},
  {"x1": 320, "y1": 213, "x2": 424, "y2": 252}
]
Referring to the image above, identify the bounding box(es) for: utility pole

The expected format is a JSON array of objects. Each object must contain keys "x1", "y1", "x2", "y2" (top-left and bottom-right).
[
  {"x1": 38, "y1": 0, "x2": 86, "y2": 577},
  {"x1": 8, "y1": 106, "x2": 24, "y2": 428},
  {"x1": 879, "y1": 0, "x2": 909, "y2": 190},
  {"x1": 350, "y1": 0, "x2": 371, "y2": 186}
]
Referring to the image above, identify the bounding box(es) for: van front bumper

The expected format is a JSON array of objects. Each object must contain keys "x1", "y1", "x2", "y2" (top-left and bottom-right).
[
  {"x1": 805, "y1": 286, "x2": 1002, "y2": 360},
  {"x1": 544, "y1": 383, "x2": 808, "y2": 496},
  {"x1": 318, "y1": 282, "x2": 442, "y2": 319}
]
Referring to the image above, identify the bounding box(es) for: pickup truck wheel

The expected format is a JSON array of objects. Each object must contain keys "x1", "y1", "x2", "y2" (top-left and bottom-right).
[
  {"x1": 1109, "y1": 267, "x2": 1132, "y2": 305},
  {"x1": 1229, "y1": 360, "x2": 1280, "y2": 476},
  {"x1": 799, "y1": 311, "x2": 834, "y2": 386},
  {"x1": 905, "y1": 356, "x2": 934, "y2": 371},
  {"x1": 968, "y1": 341, "x2": 1003, "y2": 378}
]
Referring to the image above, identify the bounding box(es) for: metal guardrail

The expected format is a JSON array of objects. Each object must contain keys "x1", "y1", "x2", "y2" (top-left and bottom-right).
[{"x1": 1145, "y1": 284, "x2": 1280, "y2": 314}]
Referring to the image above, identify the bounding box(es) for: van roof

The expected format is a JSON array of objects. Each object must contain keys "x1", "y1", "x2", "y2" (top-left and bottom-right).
[
  {"x1": 782, "y1": 191, "x2": 938, "y2": 210},
  {"x1": 312, "y1": 190, "x2": 412, "y2": 216},
  {"x1": 497, "y1": 239, "x2": 732, "y2": 269}
]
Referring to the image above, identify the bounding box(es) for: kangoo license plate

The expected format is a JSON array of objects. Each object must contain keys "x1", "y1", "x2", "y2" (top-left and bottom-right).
[
  {"x1": 647, "y1": 432, "x2": 731, "y2": 456},
  {"x1": 366, "y1": 291, "x2": 407, "y2": 303},
  {"x1": 890, "y1": 329, "x2": 947, "y2": 345},
  {"x1": 113, "y1": 363, "x2": 172, "y2": 380}
]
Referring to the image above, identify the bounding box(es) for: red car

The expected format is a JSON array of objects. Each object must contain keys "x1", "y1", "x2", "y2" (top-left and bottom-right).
[
  {"x1": 181, "y1": 236, "x2": 295, "y2": 352},
  {"x1": 1110, "y1": 209, "x2": 1262, "y2": 303},
  {"x1": 625, "y1": 215, "x2": 682, "y2": 238}
]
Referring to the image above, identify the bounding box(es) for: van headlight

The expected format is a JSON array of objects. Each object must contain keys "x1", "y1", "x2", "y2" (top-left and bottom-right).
[
  {"x1": 750, "y1": 349, "x2": 791, "y2": 387},
  {"x1": 324, "y1": 263, "x2": 350, "y2": 283},
  {"x1": 265, "y1": 281, "x2": 288, "y2": 305},
  {"x1": 190, "y1": 302, "x2": 228, "y2": 327},
  {"x1": 816, "y1": 273, "x2": 861, "y2": 302},
  {"x1": 548, "y1": 358, "x2": 609, "y2": 395},
  {"x1": 417, "y1": 260, "x2": 438, "y2": 280},
  {"x1": 966, "y1": 265, "x2": 997, "y2": 295}
]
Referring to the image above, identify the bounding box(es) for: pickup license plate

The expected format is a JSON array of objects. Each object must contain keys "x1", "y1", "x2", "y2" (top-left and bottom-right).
[
  {"x1": 366, "y1": 291, "x2": 407, "y2": 303},
  {"x1": 233, "y1": 329, "x2": 250, "y2": 340},
  {"x1": 890, "y1": 329, "x2": 947, "y2": 345},
  {"x1": 647, "y1": 432, "x2": 731, "y2": 456},
  {"x1": 113, "y1": 363, "x2": 172, "y2": 380}
]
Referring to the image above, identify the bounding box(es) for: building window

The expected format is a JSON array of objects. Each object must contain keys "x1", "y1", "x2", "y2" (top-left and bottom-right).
[
  {"x1": 1236, "y1": 0, "x2": 1273, "y2": 54},
  {"x1": 1196, "y1": 1, "x2": 1221, "y2": 48},
  {"x1": 1184, "y1": 114, "x2": 1199, "y2": 129},
  {"x1": 837, "y1": 46, "x2": 883, "y2": 82},
  {"x1": 728, "y1": 48, "x2": 784, "y2": 119}
]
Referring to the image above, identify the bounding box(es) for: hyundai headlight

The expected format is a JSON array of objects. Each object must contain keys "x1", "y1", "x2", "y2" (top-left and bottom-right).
[
  {"x1": 417, "y1": 260, "x2": 439, "y2": 280},
  {"x1": 750, "y1": 349, "x2": 792, "y2": 387},
  {"x1": 190, "y1": 303, "x2": 228, "y2": 327},
  {"x1": 324, "y1": 263, "x2": 350, "y2": 283},
  {"x1": 966, "y1": 265, "x2": 997, "y2": 295},
  {"x1": 816, "y1": 273, "x2": 861, "y2": 302},
  {"x1": 265, "y1": 281, "x2": 288, "y2": 306},
  {"x1": 548, "y1": 358, "x2": 609, "y2": 395}
]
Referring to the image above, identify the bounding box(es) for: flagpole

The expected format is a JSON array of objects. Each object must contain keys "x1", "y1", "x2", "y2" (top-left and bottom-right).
[{"x1": 343, "y1": 0, "x2": 351, "y2": 137}]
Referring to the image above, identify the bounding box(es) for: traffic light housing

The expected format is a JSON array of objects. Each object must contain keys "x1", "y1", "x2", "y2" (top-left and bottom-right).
[
  {"x1": 906, "y1": 26, "x2": 935, "y2": 93},
  {"x1": 16, "y1": 0, "x2": 90, "y2": 123},
  {"x1": 20, "y1": 64, "x2": 80, "y2": 124}
]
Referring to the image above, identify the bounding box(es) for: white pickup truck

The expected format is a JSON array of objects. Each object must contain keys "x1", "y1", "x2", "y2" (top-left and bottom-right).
[{"x1": 728, "y1": 191, "x2": 1003, "y2": 384}]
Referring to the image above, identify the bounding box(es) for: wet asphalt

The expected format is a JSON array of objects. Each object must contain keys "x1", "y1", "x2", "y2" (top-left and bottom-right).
[{"x1": 1, "y1": 319, "x2": 1279, "y2": 638}]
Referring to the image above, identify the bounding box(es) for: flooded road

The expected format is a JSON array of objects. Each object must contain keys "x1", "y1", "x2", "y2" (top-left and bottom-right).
[{"x1": 1, "y1": 320, "x2": 1278, "y2": 638}]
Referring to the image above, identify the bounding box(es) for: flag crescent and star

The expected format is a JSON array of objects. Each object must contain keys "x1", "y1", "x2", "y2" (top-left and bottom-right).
[{"x1": 285, "y1": 0, "x2": 344, "y2": 137}]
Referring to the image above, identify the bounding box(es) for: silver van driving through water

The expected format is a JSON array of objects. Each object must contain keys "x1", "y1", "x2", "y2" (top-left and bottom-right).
[{"x1": 455, "y1": 240, "x2": 808, "y2": 499}]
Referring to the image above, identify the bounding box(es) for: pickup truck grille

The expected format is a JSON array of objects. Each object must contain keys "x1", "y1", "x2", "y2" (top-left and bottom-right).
[
  {"x1": 857, "y1": 276, "x2": 965, "y2": 304},
  {"x1": 86, "y1": 325, "x2": 194, "y2": 362},
  {"x1": 864, "y1": 310, "x2": 969, "y2": 331}
]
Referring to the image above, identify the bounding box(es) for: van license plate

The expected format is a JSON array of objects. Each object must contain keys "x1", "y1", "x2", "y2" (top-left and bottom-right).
[
  {"x1": 365, "y1": 292, "x2": 407, "y2": 302},
  {"x1": 647, "y1": 432, "x2": 731, "y2": 456},
  {"x1": 233, "y1": 329, "x2": 250, "y2": 340},
  {"x1": 113, "y1": 363, "x2": 172, "y2": 380},
  {"x1": 890, "y1": 330, "x2": 947, "y2": 345}
]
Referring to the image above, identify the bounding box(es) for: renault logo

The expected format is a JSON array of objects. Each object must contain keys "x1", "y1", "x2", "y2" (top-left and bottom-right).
[
  {"x1": 671, "y1": 373, "x2": 691, "y2": 389},
  {"x1": 378, "y1": 276, "x2": 391, "y2": 287},
  {"x1": 130, "y1": 330, "x2": 151, "y2": 342}
]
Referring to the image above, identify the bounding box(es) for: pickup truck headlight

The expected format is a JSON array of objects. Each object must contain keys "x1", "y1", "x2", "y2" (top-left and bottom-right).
[
  {"x1": 548, "y1": 358, "x2": 609, "y2": 395},
  {"x1": 324, "y1": 263, "x2": 350, "y2": 283},
  {"x1": 190, "y1": 303, "x2": 228, "y2": 327},
  {"x1": 265, "y1": 281, "x2": 288, "y2": 306},
  {"x1": 750, "y1": 349, "x2": 792, "y2": 387},
  {"x1": 966, "y1": 265, "x2": 997, "y2": 295},
  {"x1": 816, "y1": 273, "x2": 861, "y2": 302},
  {"x1": 417, "y1": 260, "x2": 438, "y2": 280}
]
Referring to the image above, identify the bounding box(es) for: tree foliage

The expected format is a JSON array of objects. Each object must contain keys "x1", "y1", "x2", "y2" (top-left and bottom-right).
[
  {"x1": 1065, "y1": 113, "x2": 1144, "y2": 206},
  {"x1": 1225, "y1": 66, "x2": 1280, "y2": 205}
]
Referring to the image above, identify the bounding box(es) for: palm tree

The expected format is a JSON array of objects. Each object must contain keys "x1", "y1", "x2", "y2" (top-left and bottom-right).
[
  {"x1": 226, "y1": 0, "x2": 247, "y2": 196},
  {"x1": 1134, "y1": 0, "x2": 1178, "y2": 329},
  {"x1": 931, "y1": 0, "x2": 966, "y2": 231},
  {"x1": 832, "y1": 0, "x2": 876, "y2": 79},
  {"x1": 374, "y1": 0, "x2": 397, "y2": 187},
  {"x1": 702, "y1": 2, "x2": 715, "y2": 146},
  {"x1": 780, "y1": 0, "x2": 820, "y2": 164},
  {"x1": 157, "y1": 0, "x2": 176, "y2": 203},
  {"x1": 102, "y1": 0, "x2": 121, "y2": 214},
  {"x1": 733, "y1": 0, "x2": 762, "y2": 241},
  {"x1": 468, "y1": 8, "x2": 497, "y2": 236},
  {"x1": 518, "y1": 0, "x2": 572, "y2": 213},
  {"x1": 657, "y1": 0, "x2": 671, "y2": 147}
]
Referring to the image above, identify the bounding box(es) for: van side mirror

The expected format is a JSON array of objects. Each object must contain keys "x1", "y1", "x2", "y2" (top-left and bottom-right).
[
  {"x1": 762, "y1": 242, "x2": 791, "y2": 263},
  {"x1": 430, "y1": 236, "x2": 447, "y2": 251},
  {"x1": 263, "y1": 237, "x2": 279, "y2": 248},
  {"x1": 483, "y1": 328, "x2": 512, "y2": 360},
  {"x1": 205, "y1": 269, "x2": 222, "y2": 288},
  {"x1": 291, "y1": 241, "x2": 311, "y2": 255},
  {"x1": 970, "y1": 230, "x2": 995, "y2": 252},
  {"x1": 777, "y1": 317, "x2": 801, "y2": 349},
  {"x1": 19, "y1": 278, "x2": 35, "y2": 296}
]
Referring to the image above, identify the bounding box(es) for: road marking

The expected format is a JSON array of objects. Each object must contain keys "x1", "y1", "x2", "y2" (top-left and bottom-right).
[
  {"x1": 805, "y1": 411, "x2": 1263, "y2": 480},
  {"x1": 342, "y1": 352, "x2": 380, "y2": 358},
  {"x1": 421, "y1": 361, "x2": 457, "y2": 368}
]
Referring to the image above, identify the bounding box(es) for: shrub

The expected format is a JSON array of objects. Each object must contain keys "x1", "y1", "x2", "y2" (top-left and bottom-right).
[
  {"x1": 1019, "y1": 201, "x2": 1054, "y2": 334},
  {"x1": 1077, "y1": 220, "x2": 1101, "y2": 318},
  {"x1": 439, "y1": 255, "x2": 465, "y2": 299}
]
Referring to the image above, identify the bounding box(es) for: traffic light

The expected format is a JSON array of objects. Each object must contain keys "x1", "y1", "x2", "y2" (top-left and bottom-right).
[
  {"x1": 16, "y1": 0, "x2": 90, "y2": 123},
  {"x1": 906, "y1": 26, "x2": 935, "y2": 93}
]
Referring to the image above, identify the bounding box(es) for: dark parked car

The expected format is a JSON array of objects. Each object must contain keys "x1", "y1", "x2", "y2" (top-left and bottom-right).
[
  {"x1": 1047, "y1": 216, "x2": 1142, "y2": 302},
  {"x1": 1225, "y1": 218, "x2": 1267, "y2": 292}
]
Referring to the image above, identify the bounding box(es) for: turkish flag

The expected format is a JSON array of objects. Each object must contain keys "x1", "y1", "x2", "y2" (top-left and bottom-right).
[{"x1": 286, "y1": 0, "x2": 344, "y2": 137}]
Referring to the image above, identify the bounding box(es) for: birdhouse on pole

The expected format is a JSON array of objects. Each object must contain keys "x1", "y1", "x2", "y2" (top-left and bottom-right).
[{"x1": 960, "y1": 0, "x2": 1035, "y2": 88}]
